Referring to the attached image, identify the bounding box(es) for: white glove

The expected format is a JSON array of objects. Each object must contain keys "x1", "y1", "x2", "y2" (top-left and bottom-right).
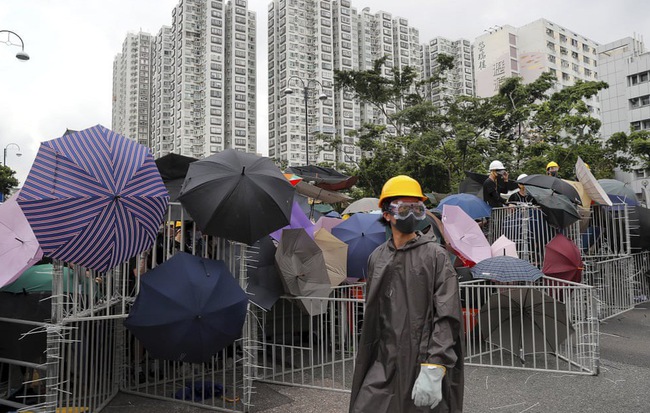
[{"x1": 411, "y1": 364, "x2": 445, "y2": 409}]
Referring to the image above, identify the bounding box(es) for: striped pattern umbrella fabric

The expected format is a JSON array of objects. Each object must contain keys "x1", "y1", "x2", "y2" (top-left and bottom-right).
[
  {"x1": 17, "y1": 125, "x2": 169, "y2": 272},
  {"x1": 471, "y1": 256, "x2": 543, "y2": 283}
]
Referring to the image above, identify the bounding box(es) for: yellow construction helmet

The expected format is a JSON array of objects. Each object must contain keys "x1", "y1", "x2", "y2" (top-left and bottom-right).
[
  {"x1": 546, "y1": 161, "x2": 559, "y2": 170},
  {"x1": 378, "y1": 175, "x2": 427, "y2": 207}
]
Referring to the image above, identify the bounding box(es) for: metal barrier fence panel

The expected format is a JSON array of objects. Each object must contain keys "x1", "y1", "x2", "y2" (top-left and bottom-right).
[
  {"x1": 460, "y1": 276, "x2": 598, "y2": 375},
  {"x1": 254, "y1": 284, "x2": 364, "y2": 393},
  {"x1": 632, "y1": 251, "x2": 650, "y2": 304},
  {"x1": 582, "y1": 204, "x2": 631, "y2": 258},
  {"x1": 489, "y1": 205, "x2": 581, "y2": 267},
  {"x1": 583, "y1": 256, "x2": 635, "y2": 320}
]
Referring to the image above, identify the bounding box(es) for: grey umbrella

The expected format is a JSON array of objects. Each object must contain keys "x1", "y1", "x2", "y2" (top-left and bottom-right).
[
  {"x1": 178, "y1": 150, "x2": 295, "y2": 245},
  {"x1": 479, "y1": 288, "x2": 575, "y2": 359},
  {"x1": 342, "y1": 197, "x2": 380, "y2": 215},
  {"x1": 275, "y1": 229, "x2": 332, "y2": 316}
]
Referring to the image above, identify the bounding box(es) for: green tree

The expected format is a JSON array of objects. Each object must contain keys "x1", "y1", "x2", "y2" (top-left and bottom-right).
[{"x1": 0, "y1": 165, "x2": 20, "y2": 200}]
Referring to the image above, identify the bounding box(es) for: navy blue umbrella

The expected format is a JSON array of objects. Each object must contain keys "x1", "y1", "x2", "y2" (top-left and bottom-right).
[
  {"x1": 331, "y1": 213, "x2": 386, "y2": 280},
  {"x1": 471, "y1": 256, "x2": 543, "y2": 283},
  {"x1": 435, "y1": 193, "x2": 492, "y2": 220},
  {"x1": 125, "y1": 252, "x2": 248, "y2": 363}
]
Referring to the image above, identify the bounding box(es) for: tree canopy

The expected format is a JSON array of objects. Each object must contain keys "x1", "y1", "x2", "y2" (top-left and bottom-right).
[{"x1": 0, "y1": 165, "x2": 20, "y2": 201}]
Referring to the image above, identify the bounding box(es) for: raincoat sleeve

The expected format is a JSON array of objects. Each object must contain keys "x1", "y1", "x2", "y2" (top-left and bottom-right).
[{"x1": 425, "y1": 246, "x2": 462, "y2": 368}]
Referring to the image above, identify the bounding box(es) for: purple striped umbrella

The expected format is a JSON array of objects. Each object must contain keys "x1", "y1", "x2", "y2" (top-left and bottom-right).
[{"x1": 17, "y1": 125, "x2": 169, "y2": 272}]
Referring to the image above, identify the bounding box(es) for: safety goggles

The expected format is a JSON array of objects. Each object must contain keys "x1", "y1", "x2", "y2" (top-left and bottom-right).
[{"x1": 388, "y1": 201, "x2": 427, "y2": 220}]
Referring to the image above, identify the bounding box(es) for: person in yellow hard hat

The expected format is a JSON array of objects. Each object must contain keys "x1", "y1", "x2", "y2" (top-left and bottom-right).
[
  {"x1": 349, "y1": 175, "x2": 464, "y2": 413},
  {"x1": 546, "y1": 161, "x2": 560, "y2": 177}
]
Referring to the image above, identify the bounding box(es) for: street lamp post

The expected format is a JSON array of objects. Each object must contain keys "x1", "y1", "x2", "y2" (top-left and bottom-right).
[
  {"x1": 3, "y1": 143, "x2": 22, "y2": 167},
  {"x1": 0, "y1": 30, "x2": 30, "y2": 61},
  {"x1": 284, "y1": 76, "x2": 328, "y2": 166}
]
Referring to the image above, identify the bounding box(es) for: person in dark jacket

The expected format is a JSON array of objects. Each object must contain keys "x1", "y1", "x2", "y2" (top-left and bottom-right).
[
  {"x1": 482, "y1": 160, "x2": 509, "y2": 208},
  {"x1": 349, "y1": 175, "x2": 464, "y2": 413},
  {"x1": 508, "y1": 173, "x2": 536, "y2": 204}
]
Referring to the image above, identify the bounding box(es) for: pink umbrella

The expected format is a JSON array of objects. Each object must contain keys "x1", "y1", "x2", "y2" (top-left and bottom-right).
[
  {"x1": 270, "y1": 201, "x2": 315, "y2": 241},
  {"x1": 491, "y1": 235, "x2": 518, "y2": 258},
  {"x1": 313, "y1": 216, "x2": 342, "y2": 234},
  {"x1": 441, "y1": 205, "x2": 491, "y2": 267},
  {"x1": 0, "y1": 193, "x2": 44, "y2": 288}
]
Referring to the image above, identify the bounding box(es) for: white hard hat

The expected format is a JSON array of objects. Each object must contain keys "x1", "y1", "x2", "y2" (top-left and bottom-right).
[
  {"x1": 517, "y1": 173, "x2": 528, "y2": 181},
  {"x1": 489, "y1": 160, "x2": 505, "y2": 170}
]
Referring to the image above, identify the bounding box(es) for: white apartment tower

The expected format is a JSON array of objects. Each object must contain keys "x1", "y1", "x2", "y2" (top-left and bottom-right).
[
  {"x1": 267, "y1": 0, "x2": 421, "y2": 167},
  {"x1": 113, "y1": 0, "x2": 256, "y2": 159},
  {"x1": 112, "y1": 31, "x2": 153, "y2": 147},
  {"x1": 422, "y1": 37, "x2": 474, "y2": 104},
  {"x1": 597, "y1": 37, "x2": 649, "y2": 202},
  {"x1": 473, "y1": 19, "x2": 600, "y2": 114}
]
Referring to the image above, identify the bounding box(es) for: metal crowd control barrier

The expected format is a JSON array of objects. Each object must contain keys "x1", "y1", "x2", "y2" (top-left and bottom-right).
[
  {"x1": 460, "y1": 276, "x2": 598, "y2": 375},
  {"x1": 254, "y1": 284, "x2": 365, "y2": 393},
  {"x1": 582, "y1": 204, "x2": 631, "y2": 258},
  {"x1": 583, "y1": 256, "x2": 635, "y2": 320},
  {"x1": 489, "y1": 205, "x2": 581, "y2": 267},
  {"x1": 632, "y1": 251, "x2": 650, "y2": 304}
]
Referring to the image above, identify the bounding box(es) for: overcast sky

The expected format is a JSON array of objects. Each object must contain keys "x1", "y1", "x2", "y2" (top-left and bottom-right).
[{"x1": 2, "y1": 0, "x2": 649, "y2": 184}]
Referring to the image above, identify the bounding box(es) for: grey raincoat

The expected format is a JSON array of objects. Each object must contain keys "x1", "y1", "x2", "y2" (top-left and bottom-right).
[{"x1": 349, "y1": 232, "x2": 464, "y2": 413}]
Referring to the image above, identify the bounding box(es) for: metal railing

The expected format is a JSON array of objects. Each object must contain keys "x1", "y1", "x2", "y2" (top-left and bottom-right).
[
  {"x1": 461, "y1": 276, "x2": 598, "y2": 375},
  {"x1": 583, "y1": 256, "x2": 635, "y2": 320},
  {"x1": 632, "y1": 251, "x2": 650, "y2": 304}
]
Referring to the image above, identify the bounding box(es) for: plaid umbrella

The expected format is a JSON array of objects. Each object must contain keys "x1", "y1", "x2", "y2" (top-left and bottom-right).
[
  {"x1": 18, "y1": 125, "x2": 169, "y2": 272},
  {"x1": 471, "y1": 256, "x2": 543, "y2": 282}
]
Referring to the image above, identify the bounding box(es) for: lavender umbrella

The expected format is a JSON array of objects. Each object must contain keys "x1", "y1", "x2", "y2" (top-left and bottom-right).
[{"x1": 270, "y1": 201, "x2": 315, "y2": 241}]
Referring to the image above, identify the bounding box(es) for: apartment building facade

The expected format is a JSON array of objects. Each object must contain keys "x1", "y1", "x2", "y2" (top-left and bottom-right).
[
  {"x1": 267, "y1": 0, "x2": 421, "y2": 167},
  {"x1": 112, "y1": 31, "x2": 153, "y2": 147},
  {"x1": 422, "y1": 36, "x2": 474, "y2": 104},
  {"x1": 112, "y1": 0, "x2": 256, "y2": 159},
  {"x1": 473, "y1": 19, "x2": 600, "y2": 115},
  {"x1": 598, "y1": 36, "x2": 650, "y2": 202}
]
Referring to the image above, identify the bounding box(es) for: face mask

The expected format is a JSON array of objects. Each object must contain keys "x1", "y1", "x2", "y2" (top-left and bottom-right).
[
  {"x1": 549, "y1": 171, "x2": 557, "y2": 177},
  {"x1": 393, "y1": 214, "x2": 419, "y2": 234}
]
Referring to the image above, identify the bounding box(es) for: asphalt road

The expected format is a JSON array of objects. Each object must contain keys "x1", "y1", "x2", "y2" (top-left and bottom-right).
[{"x1": 104, "y1": 302, "x2": 650, "y2": 413}]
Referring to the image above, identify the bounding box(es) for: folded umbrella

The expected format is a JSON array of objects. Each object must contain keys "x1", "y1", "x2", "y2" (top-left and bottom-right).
[
  {"x1": 342, "y1": 197, "x2": 381, "y2": 215},
  {"x1": 542, "y1": 233, "x2": 583, "y2": 283},
  {"x1": 331, "y1": 213, "x2": 386, "y2": 280},
  {"x1": 575, "y1": 157, "x2": 612, "y2": 206},
  {"x1": 124, "y1": 252, "x2": 248, "y2": 363},
  {"x1": 270, "y1": 201, "x2": 315, "y2": 241},
  {"x1": 314, "y1": 228, "x2": 348, "y2": 287},
  {"x1": 479, "y1": 289, "x2": 575, "y2": 356},
  {"x1": 246, "y1": 236, "x2": 284, "y2": 311},
  {"x1": 471, "y1": 256, "x2": 543, "y2": 282},
  {"x1": 526, "y1": 186, "x2": 581, "y2": 229},
  {"x1": 491, "y1": 235, "x2": 518, "y2": 258},
  {"x1": 275, "y1": 229, "x2": 332, "y2": 316},
  {"x1": 18, "y1": 125, "x2": 169, "y2": 272},
  {"x1": 518, "y1": 174, "x2": 582, "y2": 205},
  {"x1": 435, "y1": 193, "x2": 492, "y2": 220},
  {"x1": 178, "y1": 149, "x2": 294, "y2": 245},
  {"x1": 441, "y1": 205, "x2": 491, "y2": 267},
  {"x1": 0, "y1": 195, "x2": 44, "y2": 288}
]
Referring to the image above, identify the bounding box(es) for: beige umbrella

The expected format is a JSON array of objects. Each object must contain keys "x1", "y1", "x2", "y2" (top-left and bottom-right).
[
  {"x1": 575, "y1": 157, "x2": 612, "y2": 206},
  {"x1": 314, "y1": 228, "x2": 348, "y2": 287},
  {"x1": 562, "y1": 179, "x2": 592, "y2": 231},
  {"x1": 342, "y1": 197, "x2": 380, "y2": 215}
]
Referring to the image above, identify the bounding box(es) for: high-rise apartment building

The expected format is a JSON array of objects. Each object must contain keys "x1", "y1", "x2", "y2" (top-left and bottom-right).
[
  {"x1": 267, "y1": 0, "x2": 421, "y2": 167},
  {"x1": 473, "y1": 19, "x2": 600, "y2": 115},
  {"x1": 597, "y1": 36, "x2": 649, "y2": 202},
  {"x1": 112, "y1": 0, "x2": 256, "y2": 159},
  {"x1": 422, "y1": 36, "x2": 474, "y2": 104},
  {"x1": 112, "y1": 31, "x2": 153, "y2": 147}
]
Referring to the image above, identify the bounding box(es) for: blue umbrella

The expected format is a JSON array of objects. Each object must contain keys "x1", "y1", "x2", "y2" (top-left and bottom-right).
[
  {"x1": 17, "y1": 125, "x2": 169, "y2": 272},
  {"x1": 124, "y1": 252, "x2": 248, "y2": 363},
  {"x1": 471, "y1": 256, "x2": 543, "y2": 282},
  {"x1": 435, "y1": 193, "x2": 492, "y2": 220},
  {"x1": 331, "y1": 214, "x2": 386, "y2": 280}
]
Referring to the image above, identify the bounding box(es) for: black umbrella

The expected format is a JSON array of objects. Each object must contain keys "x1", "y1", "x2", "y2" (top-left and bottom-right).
[
  {"x1": 287, "y1": 165, "x2": 357, "y2": 190},
  {"x1": 518, "y1": 174, "x2": 582, "y2": 205},
  {"x1": 178, "y1": 150, "x2": 295, "y2": 245},
  {"x1": 479, "y1": 289, "x2": 575, "y2": 356},
  {"x1": 526, "y1": 186, "x2": 580, "y2": 229},
  {"x1": 465, "y1": 171, "x2": 519, "y2": 191},
  {"x1": 247, "y1": 236, "x2": 284, "y2": 310},
  {"x1": 156, "y1": 153, "x2": 198, "y2": 220},
  {"x1": 635, "y1": 206, "x2": 650, "y2": 251}
]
